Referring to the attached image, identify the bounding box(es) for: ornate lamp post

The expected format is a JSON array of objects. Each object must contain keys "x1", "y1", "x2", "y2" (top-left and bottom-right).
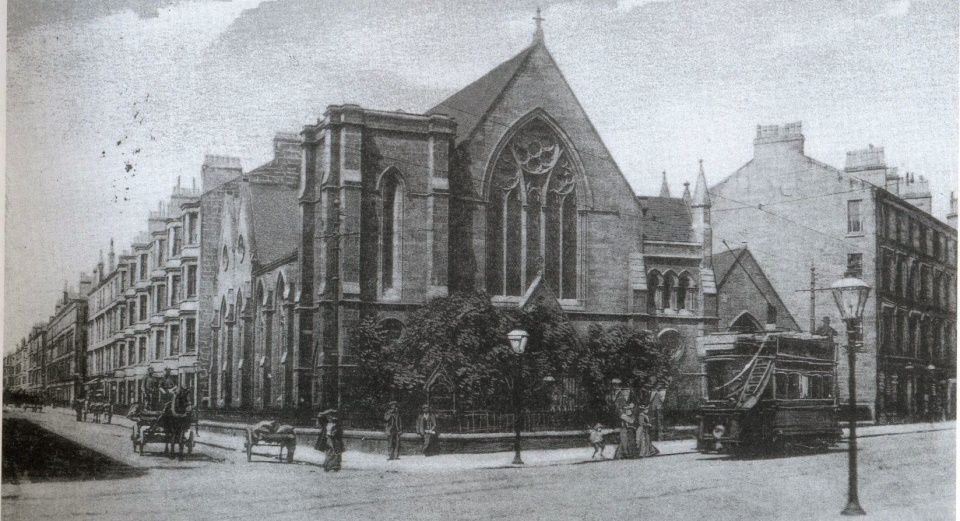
[
  {"x1": 507, "y1": 329, "x2": 529, "y2": 465},
  {"x1": 830, "y1": 274, "x2": 871, "y2": 516}
]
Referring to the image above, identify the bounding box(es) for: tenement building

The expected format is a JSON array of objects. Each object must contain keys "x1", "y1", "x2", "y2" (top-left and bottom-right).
[
  {"x1": 87, "y1": 180, "x2": 204, "y2": 407},
  {"x1": 45, "y1": 276, "x2": 90, "y2": 405},
  {"x1": 4, "y1": 340, "x2": 28, "y2": 391},
  {"x1": 710, "y1": 122, "x2": 958, "y2": 421},
  {"x1": 292, "y1": 26, "x2": 720, "y2": 414},
  {"x1": 26, "y1": 323, "x2": 46, "y2": 393}
]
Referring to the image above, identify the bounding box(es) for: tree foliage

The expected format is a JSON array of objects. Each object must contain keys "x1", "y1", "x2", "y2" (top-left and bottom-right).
[{"x1": 350, "y1": 290, "x2": 675, "y2": 416}]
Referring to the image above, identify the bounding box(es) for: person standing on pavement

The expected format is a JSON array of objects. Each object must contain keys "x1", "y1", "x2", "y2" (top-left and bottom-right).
[
  {"x1": 415, "y1": 404, "x2": 439, "y2": 456},
  {"x1": 314, "y1": 409, "x2": 343, "y2": 472},
  {"x1": 636, "y1": 406, "x2": 660, "y2": 457},
  {"x1": 614, "y1": 404, "x2": 638, "y2": 459},
  {"x1": 73, "y1": 399, "x2": 84, "y2": 422},
  {"x1": 384, "y1": 401, "x2": 402, "y2": 460}
]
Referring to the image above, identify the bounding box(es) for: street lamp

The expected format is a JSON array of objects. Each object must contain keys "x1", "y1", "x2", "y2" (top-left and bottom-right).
[
  {"x1": 507, "y1": 329, "x2": 529, "y2": 465},
  {"x1": 830, "y1": 274, "x2": 871, "y2": 516}
]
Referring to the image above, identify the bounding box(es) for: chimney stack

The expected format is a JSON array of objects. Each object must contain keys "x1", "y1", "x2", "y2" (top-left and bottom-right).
[{"x1": 108, "y1": 239, "x2": 116, "y2": 272}]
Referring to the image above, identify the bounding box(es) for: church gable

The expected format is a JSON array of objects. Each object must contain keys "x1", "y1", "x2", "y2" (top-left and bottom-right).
[{"x1": 438, "y1": 41, "x2": 638, "y2": 215}]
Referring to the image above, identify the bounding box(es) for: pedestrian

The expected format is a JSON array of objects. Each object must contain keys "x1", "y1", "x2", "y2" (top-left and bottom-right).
[
  {"x1": 415, "y1": 404, "x2": 439, "y2": 456},
  {"x1": 589, "y1": 423, "x2": 606, "y2": 459},
  {"x1": 384, "y1": 400, "x2": 402, "y2": 460},
  {"x1": 73, "y1": 399, "x2": 83, "y2": 422},
  {"x1": 314, "y1": 409, "x2": 343, "y2": 472},
  {"x1": 614, "y1": 404, "x2": 638, "y2": 459},
  {"x1": 636, "y1": 406, "x2": 660, "y2": 458}
]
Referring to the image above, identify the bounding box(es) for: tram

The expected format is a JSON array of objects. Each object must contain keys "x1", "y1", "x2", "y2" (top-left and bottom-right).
[{"x1": 696, "y1": 330, "x2": 841, "y2": 454}]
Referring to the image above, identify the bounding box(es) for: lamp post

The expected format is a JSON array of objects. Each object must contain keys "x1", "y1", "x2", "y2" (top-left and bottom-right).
[
  {"x1": 507, "y1": 329, "x2": 529, "y2": 465},
  {"x1": 830, "y1": 274, "x2": 871, "y2": 516}
]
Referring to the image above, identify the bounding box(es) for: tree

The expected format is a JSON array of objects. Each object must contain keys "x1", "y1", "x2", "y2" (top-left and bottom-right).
[
  {"x1": 351, "y1": 291, "x2": 674, "y2": 421},
  {"x1": 582, "y1": 324, "x2": 676, "y2": 417}
]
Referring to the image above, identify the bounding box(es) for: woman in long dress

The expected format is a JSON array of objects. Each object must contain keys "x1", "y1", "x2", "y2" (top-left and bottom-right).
[
  {"x1": 614, "y1": 405, "x2": 639, "y2": 459},
  {"x1": 636, "y1": 406, "x2": 660, "y2": 457},
  {"x1": 314, "y1": 410, "x2": 343, "y2": 472}
]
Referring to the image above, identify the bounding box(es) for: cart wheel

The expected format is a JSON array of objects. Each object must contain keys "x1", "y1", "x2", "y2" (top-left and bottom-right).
[
  {"x1": 187, "y1": 431, "x2": 195, "y2": 454},
  {"x1": 245, "y1": 431, "x2": 253, "y2": 462}
]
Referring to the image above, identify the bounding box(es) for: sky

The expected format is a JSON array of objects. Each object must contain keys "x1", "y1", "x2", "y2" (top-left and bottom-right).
[{"x1": 5, "y1": 0, "x2": 958, "y2": 352}]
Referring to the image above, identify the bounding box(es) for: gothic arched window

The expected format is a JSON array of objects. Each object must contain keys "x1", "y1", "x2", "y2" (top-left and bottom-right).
[
  {"x1": 647, "y1": 271, "x2": 661, "y2": 312},
  {"x1": 380, "y1": 169, "x2": 404, "y2": 295},
  {"x1": 662, "y1": 273, "x2": 674, "y2": 310},
  {"x1": 485, "y1": 118, "x2": 579, "y2": 299}
]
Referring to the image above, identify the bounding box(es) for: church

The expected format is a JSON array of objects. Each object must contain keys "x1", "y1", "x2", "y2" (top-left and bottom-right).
[{"x1": 279, "y1": 20, "x2": 721, "y2": 415}]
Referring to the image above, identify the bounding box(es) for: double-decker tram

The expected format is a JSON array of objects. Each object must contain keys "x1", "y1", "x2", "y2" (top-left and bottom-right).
[{"x1": 696, "y1": 331, "x2": 841, "y2": 454}]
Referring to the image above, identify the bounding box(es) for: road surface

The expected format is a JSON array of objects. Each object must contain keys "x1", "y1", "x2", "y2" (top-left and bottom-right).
[{"x1": 2, "y1": 408, "x2": 954, "y2": 521}]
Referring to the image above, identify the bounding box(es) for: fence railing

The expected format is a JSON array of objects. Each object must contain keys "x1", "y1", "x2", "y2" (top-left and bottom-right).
[{"x1": 340, "y1": 409, "x2": 598, "y2": 433}]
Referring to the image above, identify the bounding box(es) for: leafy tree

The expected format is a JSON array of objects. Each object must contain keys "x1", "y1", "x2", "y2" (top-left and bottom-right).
[
  {"x1": 582, "y1": 324, "x2": 676, "y2": 416},
  {"x1": 350, "y1": 290, "x2": 674, "y2": 420}
]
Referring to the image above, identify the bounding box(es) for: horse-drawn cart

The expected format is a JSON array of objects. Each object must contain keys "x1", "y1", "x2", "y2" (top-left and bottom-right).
[
  {"x1": 243, "y1": 422, "x2": 296, "y2": 463},
  {"x1": 130, "y1": 408, "x2": 198, "y2": 456},
  {"x1": 127, "y1": 387, "x2": 198, "y2": 459}
]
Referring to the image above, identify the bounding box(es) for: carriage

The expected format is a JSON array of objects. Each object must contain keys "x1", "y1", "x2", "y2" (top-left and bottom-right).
[
  {"x1": 128, "y1": 389, "x2": 198, "y2": 458},
  {"x1": 242, "y1": 422, "x2": 296, "y2": 463},
  {"x1": 19, "y1": 393, "x2": 43, "y2": 412},
  {"x1": 696, "y1": 330, "x2": 842, "y2": 454}
]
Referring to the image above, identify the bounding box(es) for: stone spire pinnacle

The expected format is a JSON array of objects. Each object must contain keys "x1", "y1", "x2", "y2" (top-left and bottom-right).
[
  {"x1": 533, "y1": 6, "x2": 545, "y2": 44},
  {"x1": 659, "y1": 171, "x2": 671, "y2": 198},
  {"x1": 693, "y1": 159, "x2": 710, "y2": 207},
  {"x1": 682, "y1": 181, "x2": 692, "y2": 203}
]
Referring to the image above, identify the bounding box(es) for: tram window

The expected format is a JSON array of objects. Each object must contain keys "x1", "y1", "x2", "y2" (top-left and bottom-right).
[
  {"x1": 810, "y1": 375, "x2": 822, "y2": 399},
  {"x1": 799, "y1": 374, "x2": 810, "y2": 398},
  {"x1": 776, "y1": 372, "x2": 789, "y2": 398},
  {"x1": 823, "y1": 376, "x2": 834, "y2": 398},
  {"x1": 788, "y1": 373, "x2": 801, "y2": 399}
]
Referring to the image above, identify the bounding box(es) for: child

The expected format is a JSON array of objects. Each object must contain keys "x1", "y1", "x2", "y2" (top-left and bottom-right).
[{"x1": 590, "y1": 423, "x2": 606, "y2": 459}]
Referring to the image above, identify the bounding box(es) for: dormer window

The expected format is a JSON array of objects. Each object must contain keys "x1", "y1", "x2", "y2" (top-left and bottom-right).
[{"x1": 222, "y1": 245, "x2": 229, "y2": 271}]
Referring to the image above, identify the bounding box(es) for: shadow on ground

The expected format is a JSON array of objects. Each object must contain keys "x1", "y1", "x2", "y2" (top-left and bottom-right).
[{"x1": 2, "y1": 418, "x2": 147, "y2": 483}]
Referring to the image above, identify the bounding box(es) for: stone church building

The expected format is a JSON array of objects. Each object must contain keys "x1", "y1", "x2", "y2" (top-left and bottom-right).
[{"x1": 291, "y1": 25, "x2": 720, "y2": 414}]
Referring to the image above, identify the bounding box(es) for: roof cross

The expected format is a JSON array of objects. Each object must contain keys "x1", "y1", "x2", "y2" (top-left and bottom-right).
[{"x1": 533, "y1": 6, "x2": 545, "y2": 43}]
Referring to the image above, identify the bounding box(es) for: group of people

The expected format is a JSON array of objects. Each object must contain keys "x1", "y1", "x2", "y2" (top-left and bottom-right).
[
  {"x1": 590, "y1": 403, "x2": 659, "y2": 460},
  {"x1": 313, "y1": 401, "x2": 440, "y2": 472}
]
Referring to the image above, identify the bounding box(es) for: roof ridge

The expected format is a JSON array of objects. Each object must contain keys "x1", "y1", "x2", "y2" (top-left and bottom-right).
[{"x1": 426, "y1": 44, "x2": 537, "y2": 145}]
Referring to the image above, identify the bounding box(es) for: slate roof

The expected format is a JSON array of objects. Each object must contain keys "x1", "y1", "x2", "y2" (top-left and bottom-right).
[
  {"x1": 713, "y1": 247, "x2": 801, "y2": 331},
  {"x1": 426, "y1": 45, "x2": 536, "y2": 146},
  {"x1": 638, "y1": 196, "x2": 692, "y2": 242},
  {"x1": 712, "y1": 247, "x2": 745, "y2": 288},
  {"x1": 245, "y1": 160, "x2": 299, "y2": 268}
]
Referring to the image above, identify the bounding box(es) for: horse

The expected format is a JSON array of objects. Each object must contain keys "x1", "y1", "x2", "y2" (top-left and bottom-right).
[
  {"x1": 156, "y1": 386, "x2": 194, "y2": 460},
  {"x1": 88, "y1": 402, "x2": 103, "y2": 423}
]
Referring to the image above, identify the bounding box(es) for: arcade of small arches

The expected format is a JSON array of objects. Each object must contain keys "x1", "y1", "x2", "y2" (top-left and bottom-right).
[{"x1": 646, "y1": 270, "x2": 699, "y2": 314}]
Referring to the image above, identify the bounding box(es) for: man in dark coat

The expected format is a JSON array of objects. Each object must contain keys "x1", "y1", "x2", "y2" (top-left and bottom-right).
[
  {"x1": 384, "y1": 401, "x2": 402, "y2": 460},
  {"x1": 415, "y1": 404, "x2": 439, "y2": 456}
]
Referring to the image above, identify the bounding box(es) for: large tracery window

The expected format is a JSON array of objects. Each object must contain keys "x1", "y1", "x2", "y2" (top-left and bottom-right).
[{"x1": 485, "y1": 119, "x2": 579, "y2": 299}]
